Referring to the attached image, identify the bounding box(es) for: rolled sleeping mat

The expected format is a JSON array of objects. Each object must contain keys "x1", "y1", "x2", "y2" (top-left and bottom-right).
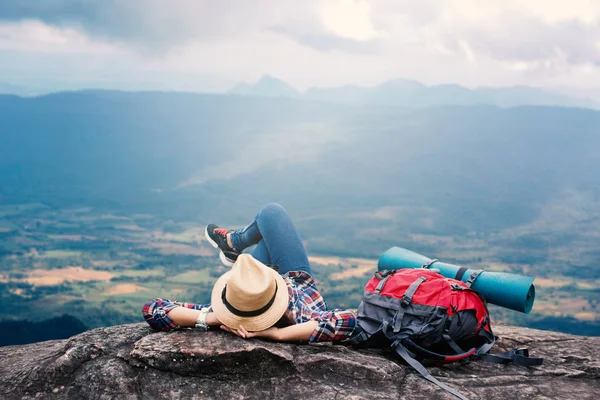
[{"x1": 378, "y1": 246, "x2": 535, "y2": 314}]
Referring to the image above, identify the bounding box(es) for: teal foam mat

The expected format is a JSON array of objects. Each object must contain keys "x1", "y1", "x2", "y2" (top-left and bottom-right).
[{"x1": 378, "y1": 246, "x2": 535, "y2": 313}]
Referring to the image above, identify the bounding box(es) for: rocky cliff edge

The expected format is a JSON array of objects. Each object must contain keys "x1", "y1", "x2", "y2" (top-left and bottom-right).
[{"x1": 0, "y1": 323, "x2": 598, "y2": 399}]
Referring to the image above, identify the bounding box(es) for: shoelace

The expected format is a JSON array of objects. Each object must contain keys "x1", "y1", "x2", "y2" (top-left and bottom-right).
[{"x1": 214, "y1": 228, "x2": 229, "y2": 237}]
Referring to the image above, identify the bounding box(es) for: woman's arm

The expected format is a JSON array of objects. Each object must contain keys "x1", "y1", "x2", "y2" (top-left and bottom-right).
[
  {"x1": 221, "y1": 320, "x2": 319, "y2": 342},
  {"x1": 167, "y1": 307, "x2": 222, "y2": 327},
  {"x1": 167, "y1": 306, "x2": 317, "y2": 340},
  {"x1": 222, "y1": 309, "x2": 357, "y2": 343},
  {"x1": 143, "y1": 298, "x2": 217, "y2": 331}
]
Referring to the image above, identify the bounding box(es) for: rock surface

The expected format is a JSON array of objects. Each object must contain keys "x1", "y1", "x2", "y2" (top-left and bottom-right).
[{"x1": 0, "y1": 323, "x2": 597, "y2": 399}]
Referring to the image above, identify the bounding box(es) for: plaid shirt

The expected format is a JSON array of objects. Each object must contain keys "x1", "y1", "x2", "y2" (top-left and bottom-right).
[
  {"x1": 285, "y1": 271, "x2": 356, "y2": 343},
  {"x1": 142, "y1": 271, "x2": 357, "y2": 343}
]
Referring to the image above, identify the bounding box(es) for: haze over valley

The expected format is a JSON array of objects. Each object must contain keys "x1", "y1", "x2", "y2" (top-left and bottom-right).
[{"x1": 1, "y1": 90, "x2": 599, "y2": 344}]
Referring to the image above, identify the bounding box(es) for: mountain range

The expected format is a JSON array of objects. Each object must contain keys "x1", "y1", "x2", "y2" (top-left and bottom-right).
[
  {"x1": 3, "y1": 75, "x2": 597, "y2": 109},
  {"x1": 2, "y1": 89, "x2": 599, "y2": 237},
  {"x1": 228, "y1": 75, "x2": 598, "y2": 109}
]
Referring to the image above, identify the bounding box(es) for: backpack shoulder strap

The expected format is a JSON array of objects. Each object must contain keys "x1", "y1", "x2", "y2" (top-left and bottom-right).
[
  {"x1": 393, "y1": 341, "x2": 471, "y2": 400},
  {"x1": 480, "y1": 348, "x2": 543, "y2": 366},
  {"x1": 403, "y1": 337, "x2": 477, "y2": 362}
]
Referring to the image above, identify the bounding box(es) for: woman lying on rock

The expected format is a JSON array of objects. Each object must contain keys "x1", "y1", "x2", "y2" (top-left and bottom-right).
[{"x1": 142, "y1": 203, "x2": 357, "y2": 343}]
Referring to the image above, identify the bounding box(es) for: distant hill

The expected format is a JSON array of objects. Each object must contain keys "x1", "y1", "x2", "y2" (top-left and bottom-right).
[
  {"x1": 228, "y1": 75, "x2": 300, "y2": 98},
  {"x1": 0, "y1": 314, "x2": 88, "y2": 346},
  {"x1": 229, "y1": 76, "x2": 596, "y2": 108}
]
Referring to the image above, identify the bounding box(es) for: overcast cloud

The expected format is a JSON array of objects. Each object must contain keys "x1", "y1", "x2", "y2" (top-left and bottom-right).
[{"x1": 1, "y1": 0, "x2": 599, "y2": 93}]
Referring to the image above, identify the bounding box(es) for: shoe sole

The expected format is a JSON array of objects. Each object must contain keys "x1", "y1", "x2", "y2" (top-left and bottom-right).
[
  {"x1": 219, "y1": 251, "x2": 235, "y2": 268},
  {"x1": 205, "y1": 226, "x2": 236, "y2": 267}
]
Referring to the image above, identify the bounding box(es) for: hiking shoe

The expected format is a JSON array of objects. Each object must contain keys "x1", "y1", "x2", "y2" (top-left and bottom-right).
[{"x1": 205, "y1": 224, "x2": 240, "y2": 267}]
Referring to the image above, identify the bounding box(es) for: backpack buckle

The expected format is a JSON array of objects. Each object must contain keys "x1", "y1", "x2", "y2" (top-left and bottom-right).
[
  {"x1": 466, "y1": 269, "x2": 483, "y2": 288},
  {"x1": 421, "y1": 259, "x2": 438, "y2": 269},
  {"x1": 375, "y1": 270, "x2": 395, "y2": 279},
  {"x1": 514, "y1": 348, "x2": 530, "y2": 357},
  {"x1": 400, "y1": 276, "x2": 427, "y2": 307},
  {"x1": 400, "y1": 296, "x2": 411, "y2": 307}
]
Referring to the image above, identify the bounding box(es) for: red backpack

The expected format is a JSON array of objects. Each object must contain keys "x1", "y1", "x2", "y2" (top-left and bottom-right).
[{"x1": 348, "y1": 268, "x2": 541, "y2": 400}]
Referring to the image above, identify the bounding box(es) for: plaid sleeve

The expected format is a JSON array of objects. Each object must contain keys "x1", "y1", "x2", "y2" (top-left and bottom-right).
[
  {"x1": 171, "y1": 300, "x2": 211, "y2": 311},
  {"x1": 309, "y1": 309, "x2": 357, "y2": 343},
  {"x1": 142, "y1": 298, "x2": 211, "y2": 331}
]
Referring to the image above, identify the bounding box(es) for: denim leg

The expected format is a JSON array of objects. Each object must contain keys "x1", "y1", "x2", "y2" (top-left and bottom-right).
[
  {"x1": 251, "y1": 240, "x2": 271, "y2": 265},
  {"x1": 229, "y1": 215, "x2": 262, "y2": 251},
  {"x1": 230, "y1": 203, "x2": 311, "y2": 275}
]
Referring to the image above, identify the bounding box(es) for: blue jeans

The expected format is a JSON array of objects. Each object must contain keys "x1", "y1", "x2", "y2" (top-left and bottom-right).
[{"x1": 229, "y1": 203, "x2": 312, "y2": 275}]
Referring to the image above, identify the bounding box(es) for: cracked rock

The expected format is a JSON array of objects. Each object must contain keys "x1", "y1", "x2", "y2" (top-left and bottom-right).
[{"x1": 0, "y1": 323, "x2": 598, "y2": 399}]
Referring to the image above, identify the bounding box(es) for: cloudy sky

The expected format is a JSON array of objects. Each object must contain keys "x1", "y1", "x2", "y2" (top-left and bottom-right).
[{"x1": 1, "y1": 0, "x2": 599, "y2": 93}]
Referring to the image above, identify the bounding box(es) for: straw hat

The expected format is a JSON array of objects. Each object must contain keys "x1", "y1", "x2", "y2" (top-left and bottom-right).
[{"x1": 211, "y1": 254, "x2": 289, "y2": 331}]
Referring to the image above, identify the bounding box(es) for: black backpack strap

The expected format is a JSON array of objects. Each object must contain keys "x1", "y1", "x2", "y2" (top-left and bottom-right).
[
  {"x1": 475, "y1": 334, "x2": 497, "y2": 356},
  {"x1": 480, "y1": 348, "x2": 543, "y2": 366},
  {"x1": 454, "y1": 267, "x2": 468, "y2": 281},
  {"x1": 403, "y1": 337, "x2": 477, "y2": 362},
  {"x1": 393, "y1": 341, "x2": 471, "y2": 400},
  {"x1": 443, "y1": 331, "x2": 467, "y2": 355}
]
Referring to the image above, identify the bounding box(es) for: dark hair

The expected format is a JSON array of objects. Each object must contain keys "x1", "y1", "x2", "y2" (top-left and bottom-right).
[{"x1": 273, "y1": 309, "x2": 294, "y2": 328}]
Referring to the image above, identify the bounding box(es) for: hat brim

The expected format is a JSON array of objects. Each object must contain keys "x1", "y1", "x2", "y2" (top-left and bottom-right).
[{"x1": 211, "y1": 267, "x2": 289, "y2": 332}]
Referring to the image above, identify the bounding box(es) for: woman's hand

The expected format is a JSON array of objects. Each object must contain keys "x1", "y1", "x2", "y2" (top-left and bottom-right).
[
  {"x1": 220, "y1": 324, "x2": 280, "y2": 340},
  {"x1": 221, "y1": 320, "x2": 318, "y2": 342}
]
